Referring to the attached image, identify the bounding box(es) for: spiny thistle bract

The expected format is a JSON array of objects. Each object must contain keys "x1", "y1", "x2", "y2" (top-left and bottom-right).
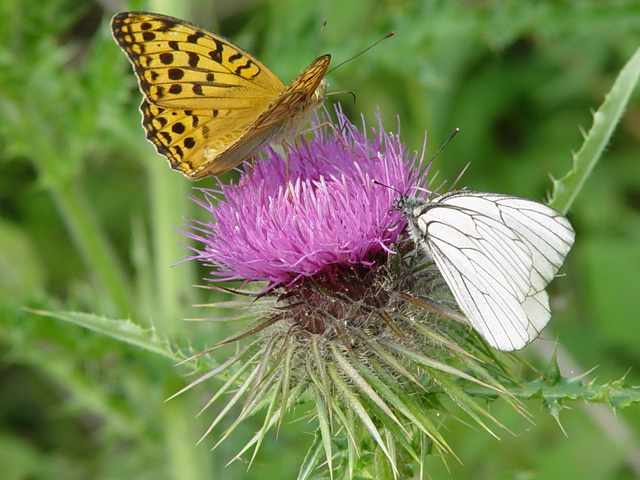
[{"x1": 177, "y1": 107, "x2": 526, "y2": 479}]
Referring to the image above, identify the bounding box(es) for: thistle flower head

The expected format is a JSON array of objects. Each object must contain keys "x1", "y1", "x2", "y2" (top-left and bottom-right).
[
  {"x1": 183, "y1": 107, "x2": 419, "y2": 287},
  {"x1": 179, "y1": 106, "x2": 523, "y2": 478}
]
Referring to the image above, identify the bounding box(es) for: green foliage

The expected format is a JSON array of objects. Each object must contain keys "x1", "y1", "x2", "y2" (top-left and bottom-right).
[
  {"x1": 1, "y1": 0, "x2": 640, "y2": 479},
  {"x1": 27, "y1": 309, "x2": 180, "y2": 361},
  {"x1": 550, "y1": 47, "x2": 640, "y2": 215}
]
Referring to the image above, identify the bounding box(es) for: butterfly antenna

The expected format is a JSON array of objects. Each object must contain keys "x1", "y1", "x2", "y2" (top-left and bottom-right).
[
  {"x1": 429, "y1": 128, "x2": 459, "y2": 164},
  {"x1": 371, "y1": 179, "x2": 402, "y2": 195},
  {"x1": 371, "y1": 180, "x2": 406, "y2": 226},
  {"x1": 315, "y1": 20, "x2": 328, "y2": 58},
  {"x1": 327, "y1": 31, "x2": 395, "y2": 75},
  {"x1": 374, "y1": 129, "x2": 459, "y2": 197}
]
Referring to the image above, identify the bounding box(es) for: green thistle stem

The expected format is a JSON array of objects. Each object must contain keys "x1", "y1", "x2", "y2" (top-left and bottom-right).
[
  {"x1": 449, "y1": 374, "x2": 640, "y2": 408},
  {"x1": 148, "y1": 163, "x2": 194, "y2": 334},
  {"x1": 142, "y1": 2, "x2": 207, "y2": 480},
  {"x1": 162, "y1": 388, "x2": 207, "y2": 480},
  {"x1": 52, "y1": 178, "x2": 133, "y2": 314}
]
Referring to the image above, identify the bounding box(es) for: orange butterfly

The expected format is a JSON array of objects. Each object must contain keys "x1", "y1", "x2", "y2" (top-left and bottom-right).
[{"x1": 111, "y1": 12, "x2": 330, "y2": 180}]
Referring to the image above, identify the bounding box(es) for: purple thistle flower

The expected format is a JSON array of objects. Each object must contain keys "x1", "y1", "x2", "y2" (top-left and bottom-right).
[
  {"x1": 182, "y1": 107, "x2": 425, "y2": 287},
  {"x1": 177, "y1": 106, "x2": 526, "y2": 477}
]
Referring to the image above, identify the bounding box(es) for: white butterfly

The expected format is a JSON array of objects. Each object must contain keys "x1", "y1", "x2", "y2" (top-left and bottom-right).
[{"x1": 395, "y1": 190, "x2": 575, "y2": 351}]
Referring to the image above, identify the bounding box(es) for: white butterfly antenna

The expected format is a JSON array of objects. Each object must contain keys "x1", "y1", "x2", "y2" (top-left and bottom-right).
[
  {"x1": 372, "y1": 129, "x2": 461, "y2": 196},
  {"x1": 421, "y1": 128, "x2": 461, "y2": 195},
  {"x1": 429, "y1": 128, "x2": 460, "y2": 165},
  {"x1": 369, "y1": 179, "x2": 409, "y2": 234},
  {"x1": 371, "y1": 178, "x2": 402, "y2": 194}
]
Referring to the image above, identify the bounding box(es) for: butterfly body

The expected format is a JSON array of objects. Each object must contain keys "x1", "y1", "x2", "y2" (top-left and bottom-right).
[
  {"x1": 396, "y1": 191, "x2": 575, "y2": 351},
  {"x1": 111, "y1": 12, "x2": 330, "y2": 179}
]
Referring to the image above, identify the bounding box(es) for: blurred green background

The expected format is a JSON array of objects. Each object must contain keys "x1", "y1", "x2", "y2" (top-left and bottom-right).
[{"x1": 1, "y1": 0, "x2": 639, "y2": 478}]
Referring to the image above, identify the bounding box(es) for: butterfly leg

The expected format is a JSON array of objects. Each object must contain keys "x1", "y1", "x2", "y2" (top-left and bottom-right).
[
  {"x1": 237, "y1": 159, "x2": 256, "y2": 187},
  {"x1": 282, "y1": 144, "x2": 295, "y2": 204},
  {"x1": 302, "y1": 122, "x2": 365, "y2": 158}
]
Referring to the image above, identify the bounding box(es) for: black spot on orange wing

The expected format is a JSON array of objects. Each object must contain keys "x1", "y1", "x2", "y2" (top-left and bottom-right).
[
  {"x1": 188, "y1": 52, "x2": 199, "y2": 67},
  {"x1": 168, "y1": 68, "x2": 184, "y2": 80},
  {"x1": 186, "y1": 31, "x2": 204, "y2": 44},
  {"x1": 159, "y1": 52, "x2": 174, "y2": 65},
  {"x1": 209, "y1": 40, "x2": 224, "y2": 63},
  {"x1": 157, "y1": 18, "x2": 177, "y2": 32}
]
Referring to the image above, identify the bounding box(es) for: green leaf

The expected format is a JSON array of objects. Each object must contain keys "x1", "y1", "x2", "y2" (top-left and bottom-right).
[
  {"x1": 549, "y1": 46, "x2": 640, "y2": 214},
  {"x1": 28, "y1": 309, "x2": 179, "y2": 361},
  {"x1": 298, "y1": 431, "x2": 326, "y2": 480},
  {"x1": 327, "y1": 363, "x2": 397, "y2": 476},
  {"x1": 509, "y1": 369, "x2": 640, "y2": 414}
]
